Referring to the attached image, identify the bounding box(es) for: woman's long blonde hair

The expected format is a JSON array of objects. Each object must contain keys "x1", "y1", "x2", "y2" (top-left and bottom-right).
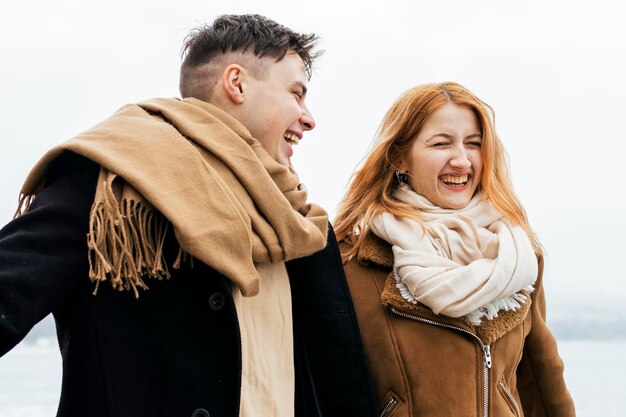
[{"x1": 334, "y1": 82, "x2": 541, "y2": 258}]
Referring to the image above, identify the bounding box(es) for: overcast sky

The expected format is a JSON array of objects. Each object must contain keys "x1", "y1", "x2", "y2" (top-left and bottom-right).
[{"x1": 1, "y1": 0, "x2": 625, "y2": 310}]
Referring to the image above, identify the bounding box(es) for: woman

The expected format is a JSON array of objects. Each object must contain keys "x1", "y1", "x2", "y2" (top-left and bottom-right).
[{"x1": 334, "y1": 82, "x2": 575, "y2": 417}]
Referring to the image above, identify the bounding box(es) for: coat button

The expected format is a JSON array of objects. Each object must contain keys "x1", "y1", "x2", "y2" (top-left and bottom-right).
[
  {"x1": 191, "y1": 409, "x2": 210, "y2": 417},
  {"x1": 208, "y1": 292, "x2": 225, "y2": 311}
]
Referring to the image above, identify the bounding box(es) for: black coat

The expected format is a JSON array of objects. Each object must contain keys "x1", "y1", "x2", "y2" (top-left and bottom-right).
[{"x1": 0, "y1": 152, "x2": 378, "y2": 417}]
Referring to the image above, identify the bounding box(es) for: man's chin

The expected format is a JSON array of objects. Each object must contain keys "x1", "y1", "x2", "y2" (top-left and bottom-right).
[{"x1": 274, "y1": 153, "x2": 291, "y2": 167}]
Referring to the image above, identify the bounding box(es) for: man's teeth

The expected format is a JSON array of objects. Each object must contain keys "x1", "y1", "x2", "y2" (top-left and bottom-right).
[
  {"x1": 284, "y1": 133, "x2": 299, "y2": 145},
  {"x1": 441, "y1": 175, "x2": 468, "y2": 185}
]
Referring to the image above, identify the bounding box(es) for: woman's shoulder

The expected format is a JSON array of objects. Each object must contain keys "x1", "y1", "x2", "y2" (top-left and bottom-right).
[{"x1": 339, "y1": 232, "x2": 394, "y2": 269}]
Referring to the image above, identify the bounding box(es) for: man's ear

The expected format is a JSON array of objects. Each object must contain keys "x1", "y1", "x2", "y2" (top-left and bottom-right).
[{"x1": 221, "y1": 64, "x2": 246, "y2": 104}]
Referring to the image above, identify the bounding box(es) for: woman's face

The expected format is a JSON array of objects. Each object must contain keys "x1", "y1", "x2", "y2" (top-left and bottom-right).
[{"x1": 401, "y1": 103, "x2": 483, "y2": 209}]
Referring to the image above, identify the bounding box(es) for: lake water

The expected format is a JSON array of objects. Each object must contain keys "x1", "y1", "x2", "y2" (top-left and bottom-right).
[{"x1": 1, "y1": 339, "x2": 624, "y2": 416}]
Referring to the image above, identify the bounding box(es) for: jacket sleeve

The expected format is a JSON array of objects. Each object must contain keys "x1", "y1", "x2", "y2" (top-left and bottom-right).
[
  {"x1": 516, "y1": 257, "x2": 576, "y2": 417},
  {"x1": 288, "y1": 225, "x2": 378, "y2": 417},
  {"x1": 0, "y1": 152, "x2": 98, "y2": 355}
]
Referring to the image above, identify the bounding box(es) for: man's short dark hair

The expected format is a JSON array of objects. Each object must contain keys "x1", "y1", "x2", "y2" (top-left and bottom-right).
[{"x1": 179, "y1": 14, "x2": 322, "y2": 100}]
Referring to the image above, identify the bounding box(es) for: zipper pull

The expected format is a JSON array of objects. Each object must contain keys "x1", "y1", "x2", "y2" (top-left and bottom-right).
[{"x1": 483, "y1": 345, "x2": 492, "y2": 369}]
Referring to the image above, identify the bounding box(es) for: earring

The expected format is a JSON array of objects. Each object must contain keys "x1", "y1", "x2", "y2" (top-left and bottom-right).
[{"x1": 395, "y1": 170, "x2": 410, "y2": 186}]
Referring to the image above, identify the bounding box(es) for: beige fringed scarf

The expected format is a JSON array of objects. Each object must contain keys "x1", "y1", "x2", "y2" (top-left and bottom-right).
[
  {"x1": 15, "y1": 97, "x2": 328, "y2": 297},
  {"x1": 371, "y1": 186, "x2": 537, "y2": 325}
]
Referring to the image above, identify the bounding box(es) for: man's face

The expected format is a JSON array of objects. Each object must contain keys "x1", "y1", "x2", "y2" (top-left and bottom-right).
[{"x1": 239, "y1": 52, "x2": 315, "y2": 166}]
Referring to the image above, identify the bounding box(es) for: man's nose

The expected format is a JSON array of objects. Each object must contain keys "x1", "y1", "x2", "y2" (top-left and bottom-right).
[{"x1": 300, "y1": 106, "x2": 316, "y2": 131}]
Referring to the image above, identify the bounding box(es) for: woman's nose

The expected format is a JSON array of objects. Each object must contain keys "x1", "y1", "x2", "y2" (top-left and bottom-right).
[{"x1": 449, "y1": 147, "x2": 472, "y2": 168}]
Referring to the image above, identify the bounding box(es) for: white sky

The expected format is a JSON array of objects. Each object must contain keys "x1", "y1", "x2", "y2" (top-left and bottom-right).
[{"x1": 1, "y1": 0, "x2": 625, "y2": 309}]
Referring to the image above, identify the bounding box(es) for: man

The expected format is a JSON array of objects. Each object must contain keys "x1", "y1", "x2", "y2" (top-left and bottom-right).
[{"x1": 0, "y1": 14, "x2": 377, "y2": 417}]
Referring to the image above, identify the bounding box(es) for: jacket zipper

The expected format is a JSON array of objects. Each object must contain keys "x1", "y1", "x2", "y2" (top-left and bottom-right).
[
  {"x1": 389, "y1": 307, "x2": 492, "y2": 417},
  {"x1": 379, "y1": 397, "x2": 398, "y2": 417},
  {"x1": 498, "y1": 380, "x2": 520, "y2": 417}
]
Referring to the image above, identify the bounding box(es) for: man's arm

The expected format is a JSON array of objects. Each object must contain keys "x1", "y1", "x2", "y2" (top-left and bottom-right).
[
  {"x1": 0, "y1": 152, "x2": 98, "y2": 354},
  {"x1": 288, "y1": 225, "x2": 378, "y2": 417}
]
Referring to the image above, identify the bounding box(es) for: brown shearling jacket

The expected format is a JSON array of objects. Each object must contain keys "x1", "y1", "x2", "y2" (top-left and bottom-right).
[{"x1": 341, "y1": 233, "x2": 575, "y2": 417}]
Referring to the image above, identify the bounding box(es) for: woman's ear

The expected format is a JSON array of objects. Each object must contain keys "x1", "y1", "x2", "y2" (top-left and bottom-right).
[
  {"x1": 395, "y1": 157, "x2": 406, "y2": 172},
  {"x1": 221, "y1": 64, "x2": 245, "y2": 104}
]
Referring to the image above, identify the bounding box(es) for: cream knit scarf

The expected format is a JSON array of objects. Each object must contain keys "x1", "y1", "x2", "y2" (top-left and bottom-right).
[
  {"x1": 15, "y1": 97, "x2": 328, "y2": 297},
  {"x1": 371, "y1": 186, "x2": 537, "y2": 325}
]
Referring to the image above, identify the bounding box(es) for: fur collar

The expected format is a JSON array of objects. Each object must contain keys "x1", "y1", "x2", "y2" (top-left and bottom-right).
[{"x1": 356, "y1": 232, "x2": 532, "y2": 345}]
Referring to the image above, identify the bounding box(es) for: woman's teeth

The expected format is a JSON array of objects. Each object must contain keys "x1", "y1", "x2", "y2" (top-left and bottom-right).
[{"x1": 441, "y1": 175, "x2": 468, "y2": 186}]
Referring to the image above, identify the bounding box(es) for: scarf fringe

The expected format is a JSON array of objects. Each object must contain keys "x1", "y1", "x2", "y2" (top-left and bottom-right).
[
  {"x1": 173, "y1": 246, "x2": 194, "y2": 269},
  {"x1": 463, "y1": 284, "x2": 535, "y2": 325},
  {"x1": 393, "y1": 269, "x2": 534, "y2": 326},
  {"x1": 87, "y1": 181, "x2": 176, "y2": 299},
  {"x1": 394, "y1": 269, "x2": 419, "y2": 305},
  {"x1": 14, "y1": 193, "x2": 35, "y2": 219}
]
